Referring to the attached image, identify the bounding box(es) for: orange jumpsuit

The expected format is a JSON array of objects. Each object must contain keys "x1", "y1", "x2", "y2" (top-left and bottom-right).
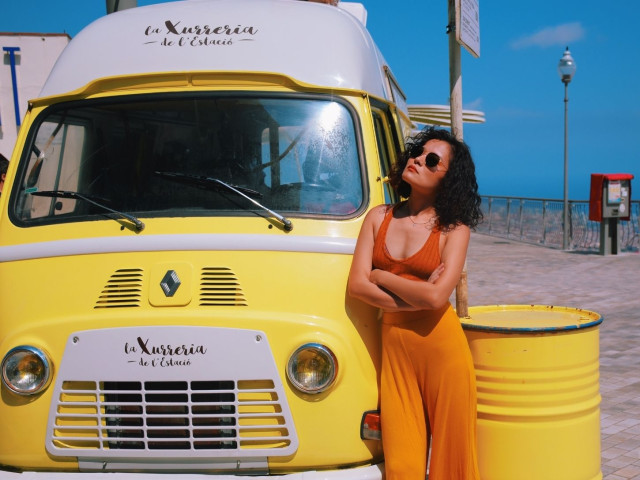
[{"x1": 372, "y1": 206, "x2": 480, "y2": 480}]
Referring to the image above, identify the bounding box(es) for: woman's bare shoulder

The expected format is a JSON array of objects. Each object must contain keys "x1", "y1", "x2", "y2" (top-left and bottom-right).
[
  {"x1": 439, "y1": 223, "x2": 470, "y2": 248},
  {"x1": 360, "y1": 204, "x2": 394, "y2": 237},
  {"x1": 370, "y1": 203, "x2": 394, "y2": 215},
  {"x1": 365, "y1": 203, "x2": 393, "y2": 223},
  {"x1": 441, "y1": 223, "x2": 470, "y2": 236}
]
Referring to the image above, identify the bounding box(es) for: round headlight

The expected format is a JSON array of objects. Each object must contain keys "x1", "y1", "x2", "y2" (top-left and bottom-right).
[
  {"x1": 287, "y1": 343, "x2": 337, "y2": 394},
  {"x1": 2, "y1": 346, "x2": 52, "y2": 395}
]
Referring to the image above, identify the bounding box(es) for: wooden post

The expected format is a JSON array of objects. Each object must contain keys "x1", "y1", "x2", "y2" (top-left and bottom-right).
[
  {"x1": 448, "y1": 0, "x2": 469, "y2": 317},
  {"x1": 448, "y1": 0, "x2": 463, "y2": 142}
]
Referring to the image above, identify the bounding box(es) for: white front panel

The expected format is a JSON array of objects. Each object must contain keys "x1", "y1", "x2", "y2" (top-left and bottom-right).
[{"x1": 46, "y1": 326, "x2": 298, "y2": 467}]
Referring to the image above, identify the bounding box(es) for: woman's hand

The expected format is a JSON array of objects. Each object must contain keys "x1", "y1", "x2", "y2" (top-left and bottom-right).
[
  {"x1": 369, "y1": 268, "x2": 384, "y2": 286},
  {"x1": 428, "y1": 263, "x2": 445, "y2": 284}
]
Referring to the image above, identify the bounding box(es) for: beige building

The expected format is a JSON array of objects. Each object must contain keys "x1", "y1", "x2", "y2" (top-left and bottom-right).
[{"x1": 0, "y1": 32, "x2": 70, "y2": 159}]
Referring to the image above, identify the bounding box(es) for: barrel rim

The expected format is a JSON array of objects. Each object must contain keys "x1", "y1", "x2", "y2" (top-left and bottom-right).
[{"x1": 460, "y1": 304, "x2": 603, "y2": 333}]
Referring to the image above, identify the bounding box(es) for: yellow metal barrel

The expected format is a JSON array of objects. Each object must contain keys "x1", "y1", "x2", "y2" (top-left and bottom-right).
[{"x1": 462, "y1": 305, "x2": 603, "y2": 480}]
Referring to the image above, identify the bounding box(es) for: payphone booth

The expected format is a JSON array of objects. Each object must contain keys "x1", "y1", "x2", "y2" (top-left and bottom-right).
[{"x1": 589, "y1": 173, "x2": 634, "y2": 255}]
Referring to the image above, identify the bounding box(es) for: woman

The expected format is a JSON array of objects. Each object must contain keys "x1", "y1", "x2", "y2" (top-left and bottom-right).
[
  {"x1": 0, "y1": 153, "x2": 8, "y2": 196},
  {"x1": 348, "y1": 127, "x2": 482, "y2": 479}
]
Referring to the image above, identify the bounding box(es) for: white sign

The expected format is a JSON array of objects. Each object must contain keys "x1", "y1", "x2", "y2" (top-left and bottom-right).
[{"x1": 456, "y1": 0, "x2": 480, "y2": 58}]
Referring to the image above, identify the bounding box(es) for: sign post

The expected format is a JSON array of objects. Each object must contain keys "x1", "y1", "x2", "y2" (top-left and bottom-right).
[{"x1": 448, "y1": 0, "x2": 479, "y2": 317}]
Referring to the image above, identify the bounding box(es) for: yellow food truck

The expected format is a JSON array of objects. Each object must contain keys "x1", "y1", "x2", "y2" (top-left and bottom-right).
[{"x1": 0, "y1": 0, "x2": 412, "y2": 477}]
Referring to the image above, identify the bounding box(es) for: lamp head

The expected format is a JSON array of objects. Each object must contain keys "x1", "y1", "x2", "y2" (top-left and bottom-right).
[{"x1": 558, "y1": 46, "x2": 577, "y2": 84}]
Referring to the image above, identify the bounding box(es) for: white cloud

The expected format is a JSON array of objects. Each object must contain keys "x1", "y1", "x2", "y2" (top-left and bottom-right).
[
  {"x1": 464, "y1": 98, "x2": 483, "y2": 111},
  {"x1": 510, "y1": 22, "x2": 585, "y2": 49}
]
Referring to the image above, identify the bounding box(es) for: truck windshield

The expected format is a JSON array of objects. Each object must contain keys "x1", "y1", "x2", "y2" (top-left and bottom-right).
[{"x1": 14, "y1": 94, "x2": 364, "y2": 226}]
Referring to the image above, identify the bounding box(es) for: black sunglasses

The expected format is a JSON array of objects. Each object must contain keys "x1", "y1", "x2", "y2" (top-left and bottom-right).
[{"x1": 409, "y1": 145, "x2": 441, "y2": 168}]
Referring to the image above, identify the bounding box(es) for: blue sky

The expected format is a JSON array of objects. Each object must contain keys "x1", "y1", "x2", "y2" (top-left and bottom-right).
[{"x1": 3, "y1": 0, "x2": 639, "y2": 199}]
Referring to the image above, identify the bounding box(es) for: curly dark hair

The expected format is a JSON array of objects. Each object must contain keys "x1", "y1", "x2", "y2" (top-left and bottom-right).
[
  {"x1": 0, "y1": 153, "x2": 8, "y2": 176},
  {"x1": 389, "y1": 127, "x2": 483, "y2": 230}
]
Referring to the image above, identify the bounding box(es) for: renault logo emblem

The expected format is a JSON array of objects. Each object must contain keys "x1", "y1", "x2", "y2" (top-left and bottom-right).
[{"x1": 160, "y1": 270, "x2": 181, "y2": 297}]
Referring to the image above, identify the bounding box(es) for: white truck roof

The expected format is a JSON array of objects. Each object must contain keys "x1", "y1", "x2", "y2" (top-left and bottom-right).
[{"x1": 40, "y1": 0, "x2": 400, "y2": 104}]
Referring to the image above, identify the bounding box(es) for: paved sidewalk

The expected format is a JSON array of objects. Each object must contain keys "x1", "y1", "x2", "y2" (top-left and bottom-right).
[{"x1": 464, "y1": 233, "x2": 640, "y2": 480}]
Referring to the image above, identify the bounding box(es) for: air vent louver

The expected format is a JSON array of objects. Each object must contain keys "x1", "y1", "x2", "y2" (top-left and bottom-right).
[
  {"x1": 95, "y1": 269, "x2": 143, "y2": 309},
  {"x1": 200, "y1": 267, "x2": 247, "y2": 307}
]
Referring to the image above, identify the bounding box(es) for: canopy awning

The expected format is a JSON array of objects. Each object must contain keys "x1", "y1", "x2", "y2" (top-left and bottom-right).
[{"x1": 408, "y1": 104, "x2": 485, "y2": 127}]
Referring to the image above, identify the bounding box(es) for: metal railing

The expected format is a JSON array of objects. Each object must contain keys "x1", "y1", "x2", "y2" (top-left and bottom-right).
[{"x1": 477, "y1": 196, "x2": 640, "y2": 253}]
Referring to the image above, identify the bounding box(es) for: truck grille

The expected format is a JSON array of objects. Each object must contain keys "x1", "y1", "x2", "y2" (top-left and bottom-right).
[
  {"x1": 52, "y1": 379, "x2": 290, "y2": 451},
  {"x1": 46, "y1": 327, "x2": 298, "y2": 462}
]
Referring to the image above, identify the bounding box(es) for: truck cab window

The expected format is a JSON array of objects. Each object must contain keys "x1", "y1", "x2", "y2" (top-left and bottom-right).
[{"x1": 14, "y1": 95, "x2": 364, "y2": 226}]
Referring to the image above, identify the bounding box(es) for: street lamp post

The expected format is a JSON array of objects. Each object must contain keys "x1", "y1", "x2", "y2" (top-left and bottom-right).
[{"x1": 558, "y1": 46, "x2": 576, "y2": 250}]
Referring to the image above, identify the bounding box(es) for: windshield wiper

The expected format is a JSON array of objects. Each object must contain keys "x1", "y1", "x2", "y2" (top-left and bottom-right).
[
  {"x1": 30, "y1": 190, "x2": 145, "y2": 232},
  {"x1": 155, "y1": 171, "x2": 293, "y2": 232},
  {"x1": 154, "y1": 171, "x2": 263, "y2": 198}
]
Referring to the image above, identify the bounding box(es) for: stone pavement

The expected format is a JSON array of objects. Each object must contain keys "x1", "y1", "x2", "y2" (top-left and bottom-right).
[{"x1": 463, "y1": 233, "x2": 640, "y2": 480}]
